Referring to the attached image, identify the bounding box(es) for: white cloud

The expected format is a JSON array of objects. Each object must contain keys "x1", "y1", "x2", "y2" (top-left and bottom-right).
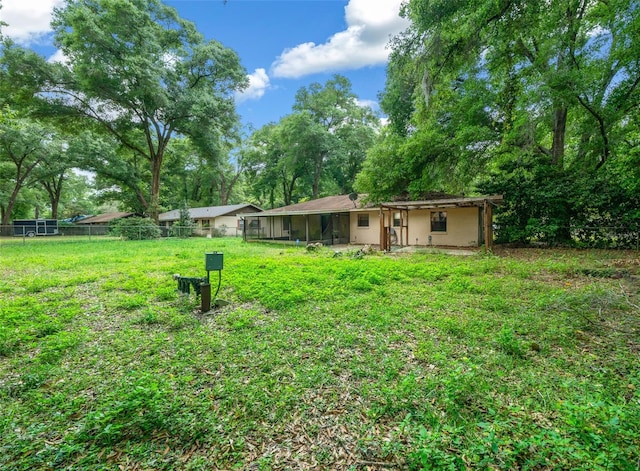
[
  {"x1": 47, "y1": 48, "x2": 68, "y2": 64},
  {"x1": 355, "y1": 98, "x2": 378, "y2": 110},
  {"x1": 0, "y1": 0, "x2": 63, "y2": 45},
  {"x1": 236, "y1": 68, "x2": 271, "y2": 103},
  {"x1": 271, "y1": 0, "x2": 409, "y2": 79}
]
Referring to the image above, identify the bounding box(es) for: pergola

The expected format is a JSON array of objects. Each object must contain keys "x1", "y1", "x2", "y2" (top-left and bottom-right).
[{"x1": 378, "y1": 195, "x2": 503, "y2": 251}]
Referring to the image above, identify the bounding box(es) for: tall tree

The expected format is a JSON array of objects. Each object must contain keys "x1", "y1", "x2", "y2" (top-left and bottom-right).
[
  {"x1": 358, "y1": 0, "x2": 640, "y2": 244},
  {"x1": 243, "y1": 116, "x2": 311, "y2": 207},
  {"x1": 49, "y1": 0, "x2": 247, "y2": 220},
  {"x1": 0, "y1": 118, "x2": 64, "y2": 228},
  {"x1": 293, "y1": 75, "x2": 378, "y2": 199},
  {"x1": 68, "y1": 130, "x2": 151, "y2": 214}
]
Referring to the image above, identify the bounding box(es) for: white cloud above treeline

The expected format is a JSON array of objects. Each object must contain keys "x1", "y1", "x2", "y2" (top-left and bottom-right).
[
  {"x1": 0, "y1": 0, "x2": 63, "y2": 44},
  {"x1": 270, "y1": 0, "x2": 409, "y2": 79},
  {"x1": 236, "y1": 68, "x2": 271, "y2": 103}
]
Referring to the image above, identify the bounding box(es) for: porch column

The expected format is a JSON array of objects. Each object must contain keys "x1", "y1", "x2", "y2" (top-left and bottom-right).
[
  {"x1": 484, "y1": 201, "x2": 493, "y2": 250},
  {"x1": 305, "y1": 215, "x2": 310, "y2": 244},
  {"x1": 404, "y1": 209, "x2": 409, "y2": 246},
  {"x1": 379, "y1": 207, "x2": 386, "y2": 251}
]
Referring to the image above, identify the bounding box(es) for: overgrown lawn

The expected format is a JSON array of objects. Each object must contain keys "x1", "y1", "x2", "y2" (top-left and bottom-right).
[{"x1": 1, "y1": 238, "x2": 638, "y2": 469}]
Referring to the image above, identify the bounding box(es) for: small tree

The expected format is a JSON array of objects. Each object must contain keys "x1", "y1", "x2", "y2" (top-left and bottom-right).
[{"x1": 171, "y1": 201, "x2": 195, "y2": 238}]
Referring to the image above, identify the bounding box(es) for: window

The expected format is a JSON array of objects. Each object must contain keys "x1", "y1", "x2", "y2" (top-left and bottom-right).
[
  {"x1": 283, "y1": 216, "x2": 292, "y2": 231},
  {"x1": 393, "y1": 212, "x2": 401, "y2": 227},
  {"x1": 202, "y1": 220, "x2": 210, "y2": 229},
  {"x1": 357, "y1": 213, "x2": 369, "y2": 227},
  {"x1": 431, "y1": 211, "x2": 447, "y2": 232}
]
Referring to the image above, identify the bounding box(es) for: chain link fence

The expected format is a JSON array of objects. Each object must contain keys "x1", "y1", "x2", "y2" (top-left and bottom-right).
[{"x1": 0, "y1": 224, "x2": 242, "y2": 244}]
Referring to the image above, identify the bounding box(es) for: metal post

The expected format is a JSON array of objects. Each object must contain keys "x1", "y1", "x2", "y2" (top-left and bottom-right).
[{"x1": 201, "y1": 282, "x2": 211, "y2": 312}]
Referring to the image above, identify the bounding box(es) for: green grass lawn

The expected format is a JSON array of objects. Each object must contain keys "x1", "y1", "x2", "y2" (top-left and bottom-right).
[{"x1": 1, "y1": 237, "x2": 639, "y2": 470}]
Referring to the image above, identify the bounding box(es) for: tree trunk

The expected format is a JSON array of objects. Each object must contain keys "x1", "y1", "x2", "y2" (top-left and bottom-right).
[
  {"x1": 2, "y1": 184, "x2": 22, "y2": 228},
  {"x1": 149, "y1": 154, "x2": 163, "y2": 221},
  {"x1": 42, "y1": 173, "x2": 65, "y2": 220},
  {"x1": 219, "y1": 174, "x2": 228, "y2": 206},
  {"x1": 551, "y1": 105, "x2": 567, "y2": 166},
  {"x1": 51, "y1": 186, "x2": 61, "y2": 220},
  {"x1": 312, "y1": 153, "x2": 325, "y2": 200},
  {"x1": 220, "y1": 171, "x2": 242, "y2": 206}
]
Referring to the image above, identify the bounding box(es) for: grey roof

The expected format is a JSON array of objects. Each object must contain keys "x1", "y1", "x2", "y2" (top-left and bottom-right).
[{"x1": 158, "y1": 204, "x2": 262, "y2": 222}]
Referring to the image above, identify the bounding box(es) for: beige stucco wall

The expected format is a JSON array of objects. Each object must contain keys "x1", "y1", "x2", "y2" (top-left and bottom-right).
[
  {"x1": 349, "y1": 207, "x2": 481, "y2": 247},
  {"x1": 195, "y1": 216, "x2": 243, "y2": 236},
  {"x1": 214, "y1": 216, "x2": 241, "y2": 234},
  {"x1": 402, "y1": 207, "x2": 480, "y2": 247},
  {"x1": 350, "y1": 210, "x2": 381, "y2": 245}
]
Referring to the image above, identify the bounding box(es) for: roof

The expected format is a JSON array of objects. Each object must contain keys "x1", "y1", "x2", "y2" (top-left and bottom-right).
[
  {"x1": 380, "y1": 195, "x2": 503, "y2": 210},
  {"x1": 255, "y1": 194, "x2": 372, "y2": 217},
  {"x1": 75, "y1": 212, "x2": 135, "y2": 224},
  {"x1": 158, "y1": 204, "x2": 262, "y2": 222},
  {"x1": 254, "y1": 194, "x2": 503, "y2": 217}
]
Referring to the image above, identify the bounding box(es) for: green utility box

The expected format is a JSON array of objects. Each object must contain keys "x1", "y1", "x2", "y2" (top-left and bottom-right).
[{"x1": 205, "y1": 252, "x2": 224, "y2": 271}]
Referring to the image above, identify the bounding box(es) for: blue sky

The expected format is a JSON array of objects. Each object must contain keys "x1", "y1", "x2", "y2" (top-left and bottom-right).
[{"x1": 1, "y1": 0, "x2": 409, "y2": 130}]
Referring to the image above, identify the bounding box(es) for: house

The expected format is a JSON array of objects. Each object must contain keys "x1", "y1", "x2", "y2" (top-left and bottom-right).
[
  {"x1": 244, "y1": 194, "x2": 503, "y2": 249},
  {"x1": 244, "y1": 195, "x2": 370, "y2": 245},
  {"x1": 75, "y1": 212, "x2": 136, "y2": 225},
  {"x1": 377, "y1": 195, "x2": 503, "y2": 250},
  {"x1": 158, "y1": 204, "x2": 262, "y2": 237}
]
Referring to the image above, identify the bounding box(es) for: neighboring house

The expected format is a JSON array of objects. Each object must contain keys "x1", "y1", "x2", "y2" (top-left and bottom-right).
[
  {"x1": 75, "y1": 212, "x2": 136, "y2": 225},
  {"x1": 245, "y1": 194, "x2": 503, "y2": 249},
  {"x1": 158, "y1": 204, "x2": 262, "y2": 237}
]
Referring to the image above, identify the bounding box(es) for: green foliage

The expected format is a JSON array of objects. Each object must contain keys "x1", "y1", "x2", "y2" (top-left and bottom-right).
[
  {"x1": 244, "y1": 75, "x2": 378, "y2": 207},
  {"x1": 169, "y1": 201, "x2": 195, "y2": 238},
  {"x1": 109, "y1": 217, "x2": 160, "y2": 240},
  {"x1": 360, "y1": 0, "x2": 640, "y2": 246},
  {"x1": 479, "y1": 156, "x2": 640, "y2": 247},
  {"x1": 0, "y1": 117, "x2": 66, "y2": 226},
  {"x1": 76, "y1": 372, "x2": 175, "y2": 446},
  {"x1": 495, "y1": 326, "x2": 526, "y2": 358},
  {"x1": 50, "y1": 0, "x2": 247, "y2": 218}
]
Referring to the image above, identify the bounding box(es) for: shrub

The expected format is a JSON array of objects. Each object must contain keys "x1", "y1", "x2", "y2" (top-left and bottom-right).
[
  {"x1": 210, "y1": 225, "x2": 227, "y2": 237},
  {"x1": 170, "y1": 202, "x2": 195, "y2": 238},
  {"x1": 110, "y1": 217, "x2": 160, "y2": 240}
]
